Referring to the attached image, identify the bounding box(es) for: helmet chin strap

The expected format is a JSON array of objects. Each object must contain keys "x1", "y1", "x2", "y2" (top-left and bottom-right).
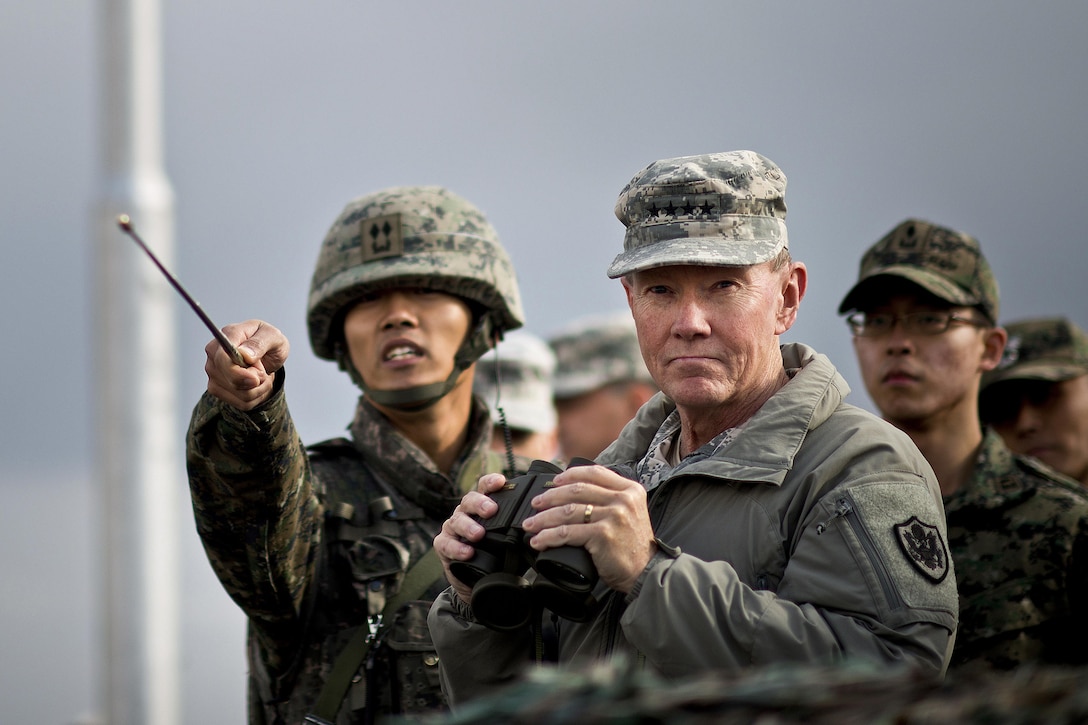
[{"x1": 336, "y1": 316, "x2": 499, "y2": 412}]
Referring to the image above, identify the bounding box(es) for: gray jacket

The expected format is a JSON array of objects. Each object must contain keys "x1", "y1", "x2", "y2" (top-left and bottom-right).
[{"x1": 429, "y1": 343, "x2": 957, "y2": 704}]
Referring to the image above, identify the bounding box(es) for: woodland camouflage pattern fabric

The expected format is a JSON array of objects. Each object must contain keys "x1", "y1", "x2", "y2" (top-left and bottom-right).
[
  {"x1": 838, "y1": 218, "x2": 1000, "y2": 323},
  {"x1": 187, "y1": 382, "x2": 520, "y2": 724},
  {"x1": 943, "y1": 429, "x2": 1088, "y2": 669},
  {"x1": 983, "y1": 316, "x2": 1088, "y2": 388}
]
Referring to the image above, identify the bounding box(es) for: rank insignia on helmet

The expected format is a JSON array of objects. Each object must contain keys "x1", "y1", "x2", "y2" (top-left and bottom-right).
[
  {"x1": 361, "y1": 213, "x2": 403, "y2": 263},
  {"x1": 893, "y1": 517, "x2": 950, "y2": 583}
]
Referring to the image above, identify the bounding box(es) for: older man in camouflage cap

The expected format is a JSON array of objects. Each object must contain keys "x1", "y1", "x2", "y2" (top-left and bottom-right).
[
  {"x1": 840, "y1": 220, "x2": 1088, "y2": 669},
  {"x1": 548, "y1": 311, "x2": 657, "y2": 461},
  {"x1": 431, "y1": 151, "x2": 958, "y2": 706},
  {"x1": 980, "y1": 317, "x2": 1088, "y2": 487},
  {"x1": 186, "y1": 186, "x2": 527, "y2": 724}
]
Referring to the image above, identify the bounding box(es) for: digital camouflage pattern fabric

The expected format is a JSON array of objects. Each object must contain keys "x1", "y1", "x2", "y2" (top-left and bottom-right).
[
  {"x1": 942, "y1": 429, "x2": 1088, "y2": 669},
  {"x1": 187, "y1": 382, "x2": 521, "y2": 724},
  {"x1": 608, "y1": 150, "x2": 789, "y2": 278},
  {"x1": 547, "y1": 311, "x2": 654, "y2": 400},
  {"x1": 983, "y1": 316, "x2": 1088, "y2": 388},
  {"x1": 838, "y1": 218, "x2": 1000, "y2": 323},
  {"x1": 307, "y1": 185, "x2": 524, "y2": 361}
]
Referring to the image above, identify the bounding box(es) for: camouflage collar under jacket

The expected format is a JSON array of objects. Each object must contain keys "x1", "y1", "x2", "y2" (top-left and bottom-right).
[
  {"x1": 944, "y1": 428, "x2": 1080, "y2": 513},
  {"x1": 600, "y1": 342, "x2": 849, "y2": 486},
  {"x1": 347, "y1": 395, "x2": 494, "y2": 519}
]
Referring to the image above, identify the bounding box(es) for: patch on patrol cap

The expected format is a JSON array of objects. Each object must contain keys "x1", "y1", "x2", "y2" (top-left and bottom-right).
[
  {"x1": 838, "y1": 219, "x2": 1000, "y2": 323},
  {"x1": 982, "y1": 317, "x2": 1088, "y2": 390},
  {"x1": 607, "y1": 150, "x2": 789, "y2": 279},
  {"x1": 893, "y1": 516, "x2": 950, "y2": 584},
  {"x1": 474, "y1": 330, "x2": 557, "y2": 433},
  {"x1": 548, "y1": 311, "x2": 655, "y2": 399}
]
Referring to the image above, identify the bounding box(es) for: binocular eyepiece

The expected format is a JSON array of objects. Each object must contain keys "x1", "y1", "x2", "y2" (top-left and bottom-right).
[{"x1": 448, "y1": 458, "x2": 600, "y2": 631}]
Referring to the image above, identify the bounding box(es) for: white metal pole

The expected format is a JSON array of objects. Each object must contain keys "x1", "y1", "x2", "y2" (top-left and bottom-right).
[{"x1": 94, "y1": 0, "x2": 180, "y2": 723}]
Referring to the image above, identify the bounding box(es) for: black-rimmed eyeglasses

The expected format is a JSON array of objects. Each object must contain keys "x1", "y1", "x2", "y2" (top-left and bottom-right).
[{"x1": 846, "y1": 311, "x2": 987, "y2": 338}]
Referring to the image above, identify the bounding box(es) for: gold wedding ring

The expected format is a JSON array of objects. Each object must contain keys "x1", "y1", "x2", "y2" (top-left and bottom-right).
[{"x1": 583, "y1": 504, "x2": 594, "y2": 524}]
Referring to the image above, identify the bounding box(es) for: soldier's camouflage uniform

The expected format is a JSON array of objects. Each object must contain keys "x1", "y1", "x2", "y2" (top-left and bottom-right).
[
  {"x1": 187, "y1": 185, "x2": 526, "y2": 724},
  {"x1": 187, "y1": 379, "x2": 519, "y2": 724},
  {"x1": 943, "y1": 428, "x2": 1088, "y2": 669}
]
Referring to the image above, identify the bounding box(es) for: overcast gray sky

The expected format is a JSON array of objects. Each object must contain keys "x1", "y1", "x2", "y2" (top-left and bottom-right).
[{"x1": 3, "y1": 2, "x2": 1087, "y2": 722}]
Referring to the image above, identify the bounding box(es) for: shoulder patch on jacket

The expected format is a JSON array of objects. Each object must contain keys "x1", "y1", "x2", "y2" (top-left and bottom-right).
[{"x1": 893, "y1": 516, "x2": 949, "y2": 583}]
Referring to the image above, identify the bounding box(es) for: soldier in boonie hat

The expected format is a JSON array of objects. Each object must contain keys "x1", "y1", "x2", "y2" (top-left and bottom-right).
[
  {"x1": 608, "y1": 150, "x2": 788, "y2": 278},
  {"x1": 547, "y1": 311, "x2": 657, "y2": 461},
  {"x1": 838, "y1": 219, "x2": 1000, "y2": 323},
  {"x1": 474, "y1": 330, "x2": 559, "y2": 461},
  {"x1": 980, "y1": 317, "x2": 1088, "y2": 486}
]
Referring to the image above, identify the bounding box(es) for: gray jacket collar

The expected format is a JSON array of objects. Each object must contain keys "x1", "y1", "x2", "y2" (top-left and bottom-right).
[{"x1": 600, "y1": 342, "x2": 849, "y2": 486}]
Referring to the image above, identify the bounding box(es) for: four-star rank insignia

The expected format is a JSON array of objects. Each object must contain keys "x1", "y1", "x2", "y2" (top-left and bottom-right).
[
  {"x1": 893, "y1": 516, "x2": 950, "y2": 583},
  {"x1": 360, "y1": 213, "x2": 403, "y2": 263}
]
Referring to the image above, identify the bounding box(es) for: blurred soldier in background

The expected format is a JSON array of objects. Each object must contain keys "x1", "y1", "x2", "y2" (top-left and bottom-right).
[
  {"x1": 980, "y1": 317, "x2": 1088, "y2": 487},
  {"x1": 185, "y1": 186, "x2": 525, "y2": 724},
  {"x1": 840, "y1": 219, "x2": 1088, "y2": 669},
  {"x1": 431, "y1": 151, "x2": 958, "y2": 707},
  {"x1": 548, "y1": 312, "x2": 657, "y2": 460},
  {"x1": 473, "y1": 329, "x2": 560, "y2": 462}
]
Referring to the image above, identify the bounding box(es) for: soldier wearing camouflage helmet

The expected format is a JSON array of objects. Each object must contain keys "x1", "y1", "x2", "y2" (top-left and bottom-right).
[
  {"x1": 840, "y1": 220, "x2": 1088, "y2": 669},
  {"x1": 473, "y1": 329, "x2": 560, "y2": 462},
  {"x1": 186, "y1": 186, "x2": 526, "y2": 724},
  {"x1": 548, "y1": 311, "x2": 657, "y2": 461},
  {"x1": 431, "y1": 152, "x2": 959, "y2": 706},
  {"x1": 979, "y1": 317, "x2": 1088, "y2": 488}
]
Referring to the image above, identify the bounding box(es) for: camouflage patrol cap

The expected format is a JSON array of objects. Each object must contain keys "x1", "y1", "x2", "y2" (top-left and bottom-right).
[
  {"x1": 474, "y1": 330, "x2": 557, "y2": 433},
  {"x1": 838, "y1": 219, "x2": 1000, "y2": 323},
  {"x1": 982, "y1": 317, "x2": 1088, "y2": 390},
  {"x1": 307, "y1": 185, "x2": 524, "y2": 360},
  {"x1": 607, "y1": 150, "x2": 788, "y2": 278},
  {"x1": 548, "y1": 311, "x2": 655, "y2": 399}
]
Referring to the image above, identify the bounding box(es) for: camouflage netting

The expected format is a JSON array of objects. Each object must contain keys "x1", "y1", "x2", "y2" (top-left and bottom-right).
[{"x1": 395, "y1": 659, "x2": 1088, "y2": 724}]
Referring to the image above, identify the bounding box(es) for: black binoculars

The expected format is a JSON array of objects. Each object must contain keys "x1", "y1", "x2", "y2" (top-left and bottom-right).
[{"x1": 448, "y1": 458, "x2": 600, "y2": 631}]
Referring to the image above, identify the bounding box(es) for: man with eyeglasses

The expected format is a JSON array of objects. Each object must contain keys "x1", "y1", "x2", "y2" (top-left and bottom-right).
[{"x1": 839, "y1": 218, "x2": 1088, "y2": 670}]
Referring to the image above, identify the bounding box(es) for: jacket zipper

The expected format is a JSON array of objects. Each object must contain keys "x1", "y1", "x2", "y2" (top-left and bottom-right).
[{"x1": 817, "y1": 495, "x2": 905, "y2": 611}]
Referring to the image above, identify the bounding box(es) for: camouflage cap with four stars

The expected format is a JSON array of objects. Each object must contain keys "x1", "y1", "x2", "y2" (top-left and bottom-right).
[
  {"x1": 982, "y1": 317, "x2": 1088, "y2": 390},
  {"x1": 838, "y1": 218, "x2": 1000, "y2": 323},
  {"x1": 607, "y1": 150, "x2": 789, "y2": 278}
]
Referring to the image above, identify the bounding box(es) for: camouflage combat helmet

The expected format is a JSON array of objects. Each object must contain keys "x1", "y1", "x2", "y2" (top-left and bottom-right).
[{"x1": 308, "y1": 185, "x2": 524, "y2": 409}]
